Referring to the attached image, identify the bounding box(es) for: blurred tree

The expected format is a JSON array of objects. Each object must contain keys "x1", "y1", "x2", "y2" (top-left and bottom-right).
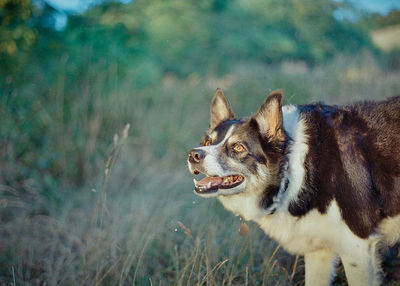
[
  {"x1": 213, "y1": 0, "x2": 229, "y2": 13},
  {"x1": 367, "y1": 9, "x2": 400, "y2": 28},
  {"x1": 76, "y1": 0, "x2": 372, "y2": 76},
  {"x1": 0, "y1": 0, "x2": 36, "y2": 55}
]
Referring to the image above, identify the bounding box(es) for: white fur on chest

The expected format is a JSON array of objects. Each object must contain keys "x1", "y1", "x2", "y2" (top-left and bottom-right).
[
  {"x1": 219, "y1": 194, "x2": 356, "y2": 255},
  {"x1": 256, "y1": 201, "x2": 347, "y2": 254}
]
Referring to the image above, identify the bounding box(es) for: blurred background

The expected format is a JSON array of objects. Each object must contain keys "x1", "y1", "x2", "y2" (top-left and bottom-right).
[{"x1": 1, "y1": 0, "x2": 400, "y2": 285}]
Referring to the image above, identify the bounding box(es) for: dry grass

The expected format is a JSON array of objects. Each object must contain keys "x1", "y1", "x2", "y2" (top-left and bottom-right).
[{"x1": 1, "y1": 52, "x2": 400, "y2": 285}]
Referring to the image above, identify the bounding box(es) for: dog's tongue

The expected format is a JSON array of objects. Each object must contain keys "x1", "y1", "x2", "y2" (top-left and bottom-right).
[{"x1": 197, "y1": 176, "x2": 223, "y2": 187}]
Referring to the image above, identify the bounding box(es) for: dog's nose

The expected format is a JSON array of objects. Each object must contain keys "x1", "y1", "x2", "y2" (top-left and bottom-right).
[{"x1": 188, "y1": 149, "x2": 205, "y2": 164}]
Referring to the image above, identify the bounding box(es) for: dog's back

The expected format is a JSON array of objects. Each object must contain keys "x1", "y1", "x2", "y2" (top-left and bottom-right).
[
  {"x1": 287, "y1": 96, "x2": 400, "y2": 240},
  {"x1": 354, "y1": 96, "x2": 400, "y2": 216}
]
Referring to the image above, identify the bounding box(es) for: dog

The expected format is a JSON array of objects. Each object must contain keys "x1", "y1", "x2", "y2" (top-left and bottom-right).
[{"x1": 187, "y1": 88, "x2": 400, "y2": 286}]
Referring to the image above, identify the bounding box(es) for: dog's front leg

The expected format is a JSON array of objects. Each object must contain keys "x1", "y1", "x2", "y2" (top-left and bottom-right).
[
  {"x1": 304, "y1": 249, "x2": 337, "y2": 286},
  {"x1": 340, "y1": 248, "x2": 381, "y2": 286}
]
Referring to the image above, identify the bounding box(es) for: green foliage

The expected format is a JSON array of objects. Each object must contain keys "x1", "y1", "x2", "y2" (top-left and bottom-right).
[
  {"x1": 0, "y1": 0, "x2": 376, "y2": 81},
  {"x1": 0, "y1": 0, "x2": 35, "y2": 55},
  {"x1": 366, "y1": 9, "x2": 400, "y2": 29},
  {"x1": 82, "y1": 0, "x2": 372, "y2": 75}
]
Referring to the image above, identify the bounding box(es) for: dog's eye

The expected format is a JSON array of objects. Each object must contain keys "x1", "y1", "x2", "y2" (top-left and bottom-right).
[
  {"x1": 233, "y1": 143, "x2": 246, "y2": 152},
  {"x1": 204, "y1": 139, "x2": 211, "y2": 146}
]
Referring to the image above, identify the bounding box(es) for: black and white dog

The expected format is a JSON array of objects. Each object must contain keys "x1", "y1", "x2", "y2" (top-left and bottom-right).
[{"x1": 187, "y1": 89, "x2": 400, "y2": 286}]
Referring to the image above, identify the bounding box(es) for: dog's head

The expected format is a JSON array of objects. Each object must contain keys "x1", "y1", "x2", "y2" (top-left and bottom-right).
[{"x1": 187, "y1": 88, "x2": 287, "y2": 199}]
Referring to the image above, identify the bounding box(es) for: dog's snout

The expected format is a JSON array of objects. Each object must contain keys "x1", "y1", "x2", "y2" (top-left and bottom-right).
[{"x1": 188, "y1": 149, "x2": 205, "y2": 164}]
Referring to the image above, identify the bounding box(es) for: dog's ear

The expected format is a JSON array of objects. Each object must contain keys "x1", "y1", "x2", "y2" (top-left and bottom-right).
[
  {"x1": 210, "y1": 88, "x2": 235, "y2": 129},
  {"x1": 254, "y1": 89, "x2": 285, "y2": 141}
]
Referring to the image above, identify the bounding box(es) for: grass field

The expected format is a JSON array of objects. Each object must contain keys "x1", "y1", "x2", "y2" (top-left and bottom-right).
[{"x1": 1, "y1": 52, "x2": 400, "y2": 285}]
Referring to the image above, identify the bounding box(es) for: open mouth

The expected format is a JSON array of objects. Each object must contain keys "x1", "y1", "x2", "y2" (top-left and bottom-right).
[{"x1": 193, "y1": 175, "x2": 244, "y2": 194}]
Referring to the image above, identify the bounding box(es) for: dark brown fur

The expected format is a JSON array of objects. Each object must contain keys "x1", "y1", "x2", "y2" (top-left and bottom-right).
[{"x1": 289, "y1": 96, "x2": 400, "y2": 238}]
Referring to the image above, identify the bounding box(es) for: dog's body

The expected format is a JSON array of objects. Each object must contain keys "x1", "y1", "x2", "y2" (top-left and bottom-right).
[{"x1": 187, "y1": 89, "x2": 400, "y2": 286}]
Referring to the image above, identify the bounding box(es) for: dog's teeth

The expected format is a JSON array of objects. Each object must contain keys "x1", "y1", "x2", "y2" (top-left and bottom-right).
[
  {"x1": 207, "y1": 182, "x2": 212, "y2": 189},
  {"x1": 193, "y1": 179, "x2": 198, "y2": 186}
]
